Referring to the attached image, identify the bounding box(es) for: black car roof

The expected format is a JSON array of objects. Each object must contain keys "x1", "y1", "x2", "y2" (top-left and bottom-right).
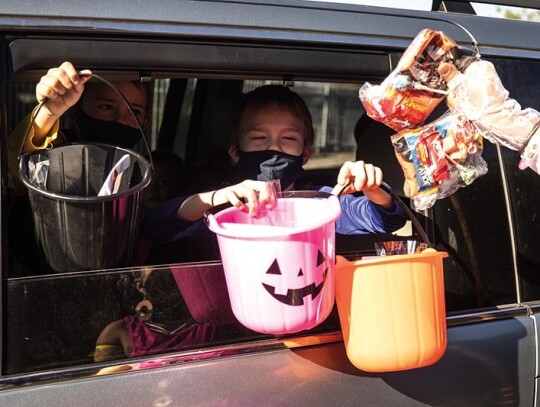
[{"x1": 2, "y1": 0, "x2": 540, "y2": 78}]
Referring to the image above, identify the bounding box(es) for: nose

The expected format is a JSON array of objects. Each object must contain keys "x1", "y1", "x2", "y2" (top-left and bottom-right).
[{"x1": 268, "y1": 134, "x2": 283, "y2": 152}]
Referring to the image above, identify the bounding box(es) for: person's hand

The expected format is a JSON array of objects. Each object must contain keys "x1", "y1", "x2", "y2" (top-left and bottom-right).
[
  {"x1": 332, "y1": 160, "x2": 383, "y2": 195},
  {"x1": 519, "y1": 129, "x2": 540, "y2": 175},
  {"x1": 438, "y1": 60, "x2": 540, "y2": 152},
  {"x1": 214, "y1": 180, "x2": 279, "y2": 216},
  {"x1": 35, "y1": 61, "x2": 92, "y2": 120},
  {"x1": 332, "y1": 161, "x2": 395, "y2": 209}
]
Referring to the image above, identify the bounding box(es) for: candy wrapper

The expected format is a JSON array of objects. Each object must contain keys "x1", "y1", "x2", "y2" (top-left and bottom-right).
[
  {"x1": 392, "y1": 110, "x2": 488, "y2": 210},
  {"x1": 360, "y1": 28, "x2": 478, "y2": 131}
]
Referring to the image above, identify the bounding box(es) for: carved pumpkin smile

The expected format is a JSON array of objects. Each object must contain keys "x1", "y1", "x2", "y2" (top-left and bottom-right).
[{"x1": 261, "y1": 251, "x2": 328, "y2": 306}]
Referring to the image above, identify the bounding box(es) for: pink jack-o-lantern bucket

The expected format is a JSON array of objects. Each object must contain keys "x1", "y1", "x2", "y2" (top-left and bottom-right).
[{"x1": 205, "y1": 191, "x2": 342, "y2": 334}]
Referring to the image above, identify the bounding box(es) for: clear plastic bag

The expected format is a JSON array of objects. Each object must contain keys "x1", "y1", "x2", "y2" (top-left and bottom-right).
[
  {"x1": 360, "y1": 28, "x2": 478, "y2": 131},
  {"x1": 391, "y1": 110, "x2": 487, "y2": 210}
]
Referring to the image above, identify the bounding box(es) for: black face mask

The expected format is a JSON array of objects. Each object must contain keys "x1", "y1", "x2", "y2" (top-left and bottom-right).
[
  {"x1": 76, "y1": 109, "x2": 142, "y2": 149},
  {"x1": 235, "y1": 150, "x2": 304, "y2": 190}
]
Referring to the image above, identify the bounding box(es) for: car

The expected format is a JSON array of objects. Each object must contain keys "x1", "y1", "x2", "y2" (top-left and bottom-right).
[{"x1": 1, "y1": 0, "x2": 540, "y2": 405}]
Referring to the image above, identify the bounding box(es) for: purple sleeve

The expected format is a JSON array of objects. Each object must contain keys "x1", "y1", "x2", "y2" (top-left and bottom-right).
[
  {"x1": 318, "y1": 186, "x2": 406, "y2": 235},
  {"x1": 141, "y1": 196, "x2": 205, "y2": 244}
]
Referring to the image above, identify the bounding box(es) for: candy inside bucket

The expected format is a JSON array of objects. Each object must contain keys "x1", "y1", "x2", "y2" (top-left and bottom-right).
[{"x1": 374, "y1": 240, "x2": 429, "y2": 256}]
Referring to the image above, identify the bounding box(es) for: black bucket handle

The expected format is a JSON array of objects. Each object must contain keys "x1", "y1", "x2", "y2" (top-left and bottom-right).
[{"x1": 19, "y1": 71, "x2": 154, "y2": 171}]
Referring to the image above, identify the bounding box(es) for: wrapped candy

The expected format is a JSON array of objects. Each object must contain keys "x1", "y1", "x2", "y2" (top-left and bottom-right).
[
  {"x1": 392, "y1": 110, "x2": 487, "y2": 210},
  {"x1": 360, "y1": 28, "x2": 478, "y2": 131}
]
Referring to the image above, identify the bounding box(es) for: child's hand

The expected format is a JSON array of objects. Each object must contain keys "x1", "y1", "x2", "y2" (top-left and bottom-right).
[
  {"x1": 332, "y1": 160, "x2": 383, "y2": 195},
  {"x1": 218, "y1": 180, "x2": 278, "y2": 216},
  {"x1": 35, "y1": 61, "x2": 92, "y2": 119},
  {"x1": 332, "y1": 161, "x2": 395, "y2": 209}
]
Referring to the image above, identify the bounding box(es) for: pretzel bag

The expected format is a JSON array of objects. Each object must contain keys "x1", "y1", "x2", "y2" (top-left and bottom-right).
[
  {"x1": 360, "y1": 28, "x2": 478, "y2": 131},
  {"x1": 391, "y1": 110, "x2": 487, "y2": 210}
]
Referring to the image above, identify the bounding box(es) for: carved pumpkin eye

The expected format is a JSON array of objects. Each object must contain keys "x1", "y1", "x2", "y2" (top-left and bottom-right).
[
  {"x1": 317, "y1": 250, "x2": 325, "y2": 266},
  {"x1": 266, "y1": 259, "x2": 282, "y2": 275}
]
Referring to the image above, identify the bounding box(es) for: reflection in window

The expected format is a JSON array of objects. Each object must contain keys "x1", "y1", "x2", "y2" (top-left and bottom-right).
[{"x1": 5, "y1": 265, "x2": 265, "y2": 374}]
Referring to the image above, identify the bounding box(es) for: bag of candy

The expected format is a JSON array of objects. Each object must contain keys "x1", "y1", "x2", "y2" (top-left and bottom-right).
[
  {"x1": 360, "y1": 28, "x2": 478, "y2": 131},
  {"x1": 391, "y1": 109, "x2": 488, "y2": 210}
]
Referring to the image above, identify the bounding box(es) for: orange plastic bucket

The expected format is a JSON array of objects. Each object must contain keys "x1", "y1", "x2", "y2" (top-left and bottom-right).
[{"x1": 335, "y1": 251, "x2": 448, "y2": 372}]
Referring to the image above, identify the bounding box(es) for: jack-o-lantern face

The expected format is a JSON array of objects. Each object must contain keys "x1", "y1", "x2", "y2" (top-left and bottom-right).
[{"x1": 262, "y1": 250, "x2": 329, "y2": 306}]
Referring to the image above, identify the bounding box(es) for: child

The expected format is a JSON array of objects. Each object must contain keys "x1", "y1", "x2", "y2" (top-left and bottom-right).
[
  {"x1": 7, "y1": 61, "x2": 151, "y2": 197},
  {"x1": 7, "y1": 61, "x2": 152, "y2": 276},
  {"x1": 142, "y1": 85, "x2": 406, "y2": 257}
]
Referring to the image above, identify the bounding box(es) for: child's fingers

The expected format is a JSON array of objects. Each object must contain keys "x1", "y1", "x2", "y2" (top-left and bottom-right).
[
  {"x1": 351, "y1": 161, "x2": 367, "y2": 192},
  {"x1": 257, "y1": 182, "x2": 277, "y2": 209},
  {"x1": 223, "y1": 187, "x2": 247, "y2": 212},
  {"x1": 336, "y1": 161, "x2": 354, "y2": 186},
  {"x1": 363, "y1": 165, "x2": 383, "y2": 191}
]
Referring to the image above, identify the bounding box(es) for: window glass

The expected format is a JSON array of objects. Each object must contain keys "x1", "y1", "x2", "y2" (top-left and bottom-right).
[
  {"x1": 493, "y1": 58, "x2": 540, "y2": 302},
  {"x1": 432, "y1": 141, "x2": 516, "y2": 311}
]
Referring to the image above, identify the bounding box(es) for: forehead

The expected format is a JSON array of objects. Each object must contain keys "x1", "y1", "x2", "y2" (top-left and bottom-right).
[
  {"x1": 83, "y1": 81, "x2": 148, "y2": 108},
  {"x1": 242, "y1": 103, "x2": 305, "y2": 129}
]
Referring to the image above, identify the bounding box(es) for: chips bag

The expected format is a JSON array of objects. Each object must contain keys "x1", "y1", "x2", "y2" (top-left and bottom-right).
[
  {"x1": 391, "y1": 110, "x2": 487, "y2": 210},
  {"x1": 360, "y1": 28, "x2": 478, "y2": 131}
]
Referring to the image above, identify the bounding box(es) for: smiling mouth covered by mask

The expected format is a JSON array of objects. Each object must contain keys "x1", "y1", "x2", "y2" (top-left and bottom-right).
[
  {"x1": 76, "y1": 109, "x2": 142, "y2": 149},
  {"x1": 235, "y1": 150, "x2": 304, "y2": 190}
]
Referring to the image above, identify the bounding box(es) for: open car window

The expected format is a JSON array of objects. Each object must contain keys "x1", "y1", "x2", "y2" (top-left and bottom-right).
[{"x1": 4, "y1": 66, "x2": 519, "y2": 374}]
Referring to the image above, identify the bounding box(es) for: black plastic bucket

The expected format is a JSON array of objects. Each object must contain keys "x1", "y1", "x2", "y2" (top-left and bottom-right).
[
  {"x1": 17, "y1": 72, "x2": 153, "y2": 273},
  {"x1": 19, "y1": 143, "x2": 152, "y2": 272}
]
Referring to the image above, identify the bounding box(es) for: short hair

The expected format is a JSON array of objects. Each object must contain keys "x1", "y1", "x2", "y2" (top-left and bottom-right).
[{"x1": 231, "y1": 85, "x2": 315, "y2": 148}]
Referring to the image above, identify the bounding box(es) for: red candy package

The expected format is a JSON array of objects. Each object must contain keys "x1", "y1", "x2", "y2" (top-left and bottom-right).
[
  {"x1": 360, "y1": 28, "x2": 478, "y2": 131},
  {"x1": 391, "y1": 110, "x2": 487, "y2": 210}
]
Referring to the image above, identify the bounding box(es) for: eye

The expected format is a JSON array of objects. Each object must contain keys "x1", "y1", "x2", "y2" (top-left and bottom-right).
[
  {"x1": 282, "y1": 132, "x2": 302, "y2": 142},
  {"x1": 97, "y1": 103, "x2": 114, "y2": 111},
  {"x1": 247, "y1": 131, "x2": 267, "y2": 141},
  {"x1": 316, "y1": 250, "x2": 325, "y2": 266},
  {"x1": 266, "y1": 259, "x2": 282, "y2": 275}
]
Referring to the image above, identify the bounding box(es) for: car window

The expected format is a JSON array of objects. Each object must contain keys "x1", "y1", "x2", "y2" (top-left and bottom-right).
[
  {"x1": 493, "y1": 58, "x2": 540, "y2": 303},
  {"x1": 3, "y1": 65, "x2": 520, "y2": 374}
]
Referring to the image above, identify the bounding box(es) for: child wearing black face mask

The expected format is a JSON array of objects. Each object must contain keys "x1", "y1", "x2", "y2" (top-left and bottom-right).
[
  {"x1": 6, "y1": 62, "x2": 152, "y2": 276},
  {"x1": 141, "y1": 85, "x2": 407, "y2": 260},
  {"x1": 7, "y1": 61, "x2": 151, "y2": 198}
]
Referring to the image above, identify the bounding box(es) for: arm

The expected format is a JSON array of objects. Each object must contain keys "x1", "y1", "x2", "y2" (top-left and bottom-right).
[
  {"x1": 438, "y1": 61, "x2": 540, "y2": 174},
  {"x1": 328, "y1": 160, "x2": 406, "y2": 234},
  {"x1": 177, "y1": 180, "x2": 279, "y2": 221},
  {"x1": 94, "y1": 319, "x2": 130, "y2": 362},
  {"x1": 331, "y1": 160, "x2": 394, "y2": 209}
]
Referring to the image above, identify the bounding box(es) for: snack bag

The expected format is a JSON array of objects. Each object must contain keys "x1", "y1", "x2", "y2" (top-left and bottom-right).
[
  {"x1": 391, "y1": 110, "x2": 487, "y2": 210},
  {"x1": 360, "y1": 28, "x2": 478, "y2": 131}
]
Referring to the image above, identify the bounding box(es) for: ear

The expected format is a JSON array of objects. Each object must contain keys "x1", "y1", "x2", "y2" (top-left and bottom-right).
[
  {"x1": 228, "y1": 145, "x2": 240, "y2": 163},
  {"x1": 302, "y1": 145, "x2": 314, "y2": 165}
]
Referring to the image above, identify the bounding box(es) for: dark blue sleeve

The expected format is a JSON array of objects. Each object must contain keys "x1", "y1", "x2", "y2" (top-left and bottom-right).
[
  {"x1": 141, "y1": 196, "x2": 206, "y2": 244},
  {"x1": 318, "y1": 186, "x2": 407, "y2": 235}
]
